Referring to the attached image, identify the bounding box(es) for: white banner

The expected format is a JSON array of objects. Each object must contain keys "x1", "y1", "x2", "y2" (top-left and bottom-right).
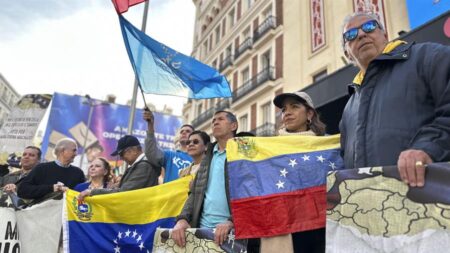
[
  {"x1": 0, "y1": 94, "x2": 51, "y2": 162},
  {"x1": 0, "y1": 204, "x2": 20, "y2": 253},
  {"x1": 0, "y1": 193, "x2": 62, "y2": 253}
]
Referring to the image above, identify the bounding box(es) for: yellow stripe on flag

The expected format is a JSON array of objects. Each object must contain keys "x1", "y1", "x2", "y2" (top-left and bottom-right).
[
  {"x1": 66, "y1": 176, "x2": 191, "y2": 224},
  {"x1": 226, "y1": 134, "x2": 341, "y2": 162}
]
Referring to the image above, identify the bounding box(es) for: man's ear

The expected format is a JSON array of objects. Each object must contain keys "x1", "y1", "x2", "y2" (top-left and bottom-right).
[
  {"x1": 231, "y1": 122, "x2": 238, "y2": 132},
  {"x1": 344, "y1": 48, "x2": 353, "y2": 62}
]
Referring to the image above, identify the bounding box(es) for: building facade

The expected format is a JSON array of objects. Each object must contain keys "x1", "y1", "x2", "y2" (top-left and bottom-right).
[
  {"x1": 0, "y1": 73, "x2": 20, "y2": 127},
  {"x1": 183, "y1": 0, "x2": 410, "y2": 135}
]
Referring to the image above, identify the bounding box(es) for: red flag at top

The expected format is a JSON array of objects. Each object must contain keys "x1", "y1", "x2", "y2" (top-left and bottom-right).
[{"x1": 112, "y1": 0, "x2": 146, "y2": 14}]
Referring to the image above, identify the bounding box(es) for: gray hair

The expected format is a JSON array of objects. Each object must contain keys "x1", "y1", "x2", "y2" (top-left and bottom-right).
[
  {"x1": 54, "y1": 138, "x2": 77, "y2": 157},
  {"x1": 214, "y1": 110, "x2": 237, "y2": 124},
  {"x1": 214, "y1": 110, "x2": 238, "y2": 136},
  {"x1": 341, "y1": 12, "x2": 386, "y2": 53}
]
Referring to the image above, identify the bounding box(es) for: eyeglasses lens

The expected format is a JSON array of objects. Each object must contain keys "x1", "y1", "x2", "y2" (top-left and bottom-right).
[
  {"x1": 343, "y1": 20, "x2": 378, "y2": 42},
  {"x1": 187, "y1": 139, "x2": 200, "y2": 145}
]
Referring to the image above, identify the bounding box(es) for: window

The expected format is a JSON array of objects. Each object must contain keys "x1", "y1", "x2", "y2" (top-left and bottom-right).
[
  {"x1": 228, "y1": 9, "x2": 235, "y2": 28},
  {"x1": 215, "y1": 26, "x2": 221, "y2": 45},
  {"x1": 241, "y1": 67, "x2": 250, "y2": 85},
  {"x1": 243, "y1": 26, "x2": 251, "y2": 39},
  {"x1": 263, "y1": 6, "x2": 272, "y2": 19},
  {"x1": 246, "y1": 0, "x2": 253, "y2": 10},
  {"x1": 9, "y1": 95, "x2": 15, "y2": 106},
  {"x1": 313, "y1": 69, "x2": 328, "y2": 83},
  {"x1": 197, "y1": 103, "x2": 203, "y2": 117},
  {"x1": 239, "y1": 114, "x2": 248, "y2": 131},
  {"x1": 261, "y1": 102, "x2": 271, "y2": 124},
  {"x1": 203, "y1": 40, "x2": 208, "y2": 58},
  {"x1": 261, "y1": 49, "x2": 271, "y2": 70},
  {"x1": 226, "y1": 44, "x2": 232, "y2": 57}
]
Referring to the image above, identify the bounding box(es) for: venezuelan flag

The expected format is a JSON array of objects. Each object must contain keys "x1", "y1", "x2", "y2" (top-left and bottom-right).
[
  {"x1": 63, "y1": 176, "x2": 191, "y2": 253},
  {"x1": 227, "y1": 135, "x2": 343, "y2": 239}
]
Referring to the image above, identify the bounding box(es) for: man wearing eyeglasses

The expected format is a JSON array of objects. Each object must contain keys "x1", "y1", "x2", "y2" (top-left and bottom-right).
[
  {"x1": 340, "y1": 12, "x2": 450, "y2": 188},
  {"x1": 77, "y1": 135, "x2": 161, "y2": 200}
]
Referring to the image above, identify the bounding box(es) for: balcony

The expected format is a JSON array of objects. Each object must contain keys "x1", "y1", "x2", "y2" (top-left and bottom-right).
[
  {"x1": 219, "y1": 55, "x2": 234, "y2": 73},
  {"x1": 192, "y1": 99, "x2": 231, "y2": 128},
  {"x1": 253, "y1": 15, "x2": 278, "y2": 48},
  {"x1": 233, "y1": 66, "x2": 276, "y2": 103},
  {"x1": 216, "y1": 98, "x2": 230, "y2": 111},
  {"x1": 251, "y1": 123, "x2": 276, "y2": 136},
  {"x1": 192, "y1": 106, "x2": 216, "y2": 128},
  {"x1": 234, "y1": 37, "x2": 253, "y2": 61}
]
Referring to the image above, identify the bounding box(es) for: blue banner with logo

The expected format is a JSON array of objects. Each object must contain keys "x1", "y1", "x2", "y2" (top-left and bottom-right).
[{"x1": 41, "y1": 93, "x2": 182, "y2": 172}]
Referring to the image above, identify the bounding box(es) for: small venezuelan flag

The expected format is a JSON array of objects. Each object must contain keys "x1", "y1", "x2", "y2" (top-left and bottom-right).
[
  {"x1": 63, "y1": 176, "x2": 191, "y2": 253},
  {"x1": 226, "y1": 135, "x2": 344, "y2": 239}
]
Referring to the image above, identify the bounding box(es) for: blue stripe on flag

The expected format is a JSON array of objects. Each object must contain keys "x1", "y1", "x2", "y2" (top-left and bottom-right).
[
  {"x1": 228, "y1": 149, "x2": 343, "y2": 200},
  {"x1": 68, "y1": 217, "x2": 175, "y2": 253}
]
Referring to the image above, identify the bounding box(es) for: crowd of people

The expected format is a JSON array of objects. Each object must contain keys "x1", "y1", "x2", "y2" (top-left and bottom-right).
[{"x1": 1, "y1": 12, "x2": 449, "y2": 253}]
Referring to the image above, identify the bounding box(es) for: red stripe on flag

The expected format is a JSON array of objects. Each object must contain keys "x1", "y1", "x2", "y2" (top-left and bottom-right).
[
  {"x1": 230, "y1": 185, "x2": 326, "y2": 239},
  {"x1": 112, "y1": 0, "x2": 146, "y2": 14}
]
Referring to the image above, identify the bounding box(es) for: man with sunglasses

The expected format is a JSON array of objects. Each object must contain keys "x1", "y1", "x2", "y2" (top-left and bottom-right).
[
  {"x1": 77, "y1": 135, "x2": 161, "y2": 200},
  {"x1": 340, "y1": 12, "x2": 450, "y2": 188}
]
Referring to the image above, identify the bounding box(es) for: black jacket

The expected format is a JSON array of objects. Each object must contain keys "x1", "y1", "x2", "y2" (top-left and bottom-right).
[{"x1": 340, "y1": 42, "x2": 450, "y2": 169}]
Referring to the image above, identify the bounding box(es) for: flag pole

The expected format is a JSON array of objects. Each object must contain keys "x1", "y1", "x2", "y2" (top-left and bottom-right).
[{"x1": 127, "y1": 0, "x2": 150, "y2": 135}]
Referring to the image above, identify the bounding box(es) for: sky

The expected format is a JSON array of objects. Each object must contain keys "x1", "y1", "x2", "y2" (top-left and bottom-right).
[{"x1": 0, "y1": 0, "x2": 196, "y2": 116}]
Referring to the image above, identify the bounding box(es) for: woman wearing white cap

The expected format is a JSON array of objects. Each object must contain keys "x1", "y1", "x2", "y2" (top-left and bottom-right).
[
  {"x1": 260, "y1": 91, "x2": 326, "y2": 253},
  {"x1": 274, "y1": 91, "x2": 325, "y2": 136}
]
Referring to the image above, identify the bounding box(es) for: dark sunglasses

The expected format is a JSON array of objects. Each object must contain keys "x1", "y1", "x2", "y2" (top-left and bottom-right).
[
  {"x1": 343, "y1": 20, "x2": 379, "y2": 42},
  {"x1": 186, "y1": 139, "x2": 201, "y2": 145}
]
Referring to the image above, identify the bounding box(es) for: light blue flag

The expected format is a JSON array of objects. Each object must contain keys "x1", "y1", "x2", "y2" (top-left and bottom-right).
[{"x1": 119, "y1": 15, "x2": 232, "y2": 99}]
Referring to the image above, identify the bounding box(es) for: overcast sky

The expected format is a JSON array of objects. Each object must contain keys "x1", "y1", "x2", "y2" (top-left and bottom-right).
[{"x1": 0, "y1": 0, "x2": 195, "y2": 115}]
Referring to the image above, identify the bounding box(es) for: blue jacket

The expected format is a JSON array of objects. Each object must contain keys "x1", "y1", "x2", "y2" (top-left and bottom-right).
[{"x1": 340, "y1": 42, "x2": 450, "y2": 169}]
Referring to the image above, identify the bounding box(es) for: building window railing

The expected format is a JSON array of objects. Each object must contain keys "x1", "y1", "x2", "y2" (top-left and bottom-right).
[
  {"x1": 192, "y1": 99, "x2": 231, "y2": 127},
  {"x1": 219, "y1": 55, "x2": 234, "y2": 72},
  {"x1": 192, "y1": 106, "x2": 216, "y2": 128},
  {"x1": 254, "y1": 15, "x2": 277, "y2": 42},
  {"x1": 216, "y1": 98, "x2": 230, "y2": 111},
  {"x1": 234, "y1": 37, "x2": 253, "y2": 59},
  {"x1": 251, "y1": 122, "x2": 276, "y2": 136},
  {"x1": 233, "y1": 66, "x2": 275, "y2": 102}
]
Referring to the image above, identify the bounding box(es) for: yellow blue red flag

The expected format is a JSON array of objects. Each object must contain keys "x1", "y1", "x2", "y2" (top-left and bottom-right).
[
  {"x1": 226, "y1": 135, "x2": 344, "y2": 239},
  {"x1": 63, "y1": 176, "x2": 191, "y2": 252}
]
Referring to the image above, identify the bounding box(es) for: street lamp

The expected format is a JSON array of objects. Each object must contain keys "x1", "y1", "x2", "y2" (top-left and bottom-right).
[{"x1": 78, "y1": 95, "x2": 108, "y2": 169}]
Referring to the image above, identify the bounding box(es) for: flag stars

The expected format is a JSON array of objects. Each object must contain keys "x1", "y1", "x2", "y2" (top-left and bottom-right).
[
  {"x1": 288, "y1": 159, "x2": 297, "y2": 168},
  {"x1": 114, "y1": 245, "x2": 120, "y2": 253},
  {"x1": 276, "y1": 180, "x2": 285, "y2": 189},
  {"x1": 280, "y1": 168, "x2": 288, "y2": 177},
  {"x1": 302, "y1": 155, "x2": 310, "y2": 161},
  {"x1": 5, "y1": 197, "x2": 12, "y2": 207},
  {"x1": 117, "y1": 232, "x2": 122, "y2": 239},
  {"x1": 125, "y1": 229, "x2": 131, "y2": 237},
  {"x1": 139, "y1": 242, "x2": 145, "y2": 250},
  {"x1": 316, "y1": 155, "x2": 325, "y2": 163},
  {"x1": 137, "y1": 235, "x2": 142, "y2": 242},
  {"x1": 132, "y1": 230, "x2": 138, "y2": 238},
  {"x1": 329, "y1": 162, "x2": 337, "y2": 170}
]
